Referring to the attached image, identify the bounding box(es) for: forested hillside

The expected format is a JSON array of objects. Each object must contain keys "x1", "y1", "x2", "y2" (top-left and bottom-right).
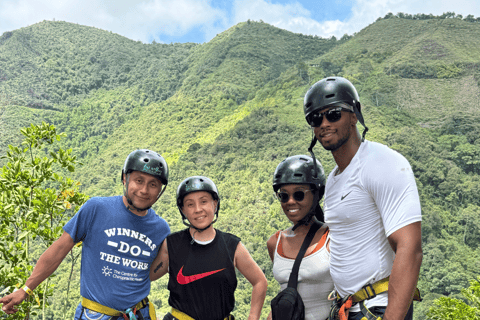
[{"x1": 1, "y1": 13, "x2": 480, "y2": 319}]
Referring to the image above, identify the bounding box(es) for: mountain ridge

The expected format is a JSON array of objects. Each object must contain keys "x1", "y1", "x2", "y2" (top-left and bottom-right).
[{"x1": 1, "y1": 16, "x2": 480, "y2": 319}]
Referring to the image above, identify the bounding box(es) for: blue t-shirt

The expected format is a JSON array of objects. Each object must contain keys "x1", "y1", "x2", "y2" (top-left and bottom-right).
[{"x1": 63, "y1": 196, "x2": 170, "y2": 310}]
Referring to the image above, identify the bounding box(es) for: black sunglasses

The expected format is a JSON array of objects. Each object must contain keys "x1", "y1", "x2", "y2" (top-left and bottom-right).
[
  {"x1": 276, "y1": 190, "x2": 311, "y2": 203},
  {"x1": 307, "y1": 107, "x2": 344, "y2": 127}
]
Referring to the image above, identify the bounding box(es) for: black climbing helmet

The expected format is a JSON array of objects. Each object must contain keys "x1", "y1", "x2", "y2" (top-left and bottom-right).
[
  {"x1": 121, "y1": 149, "x2": 169, "y2": 186},
  {"x1": 176, "y1": 176, "x2": 220, "y2": 224},
  {"x1": 273, "y1": 155, "x2": 325, "y2": 195},
  {"x1": 121, "y1": 149, "x2": 169, "y2": 212},
  {"x1": 304, "y1": 76, "x2": 368, "y2": 139},
  {"x1": 273, "y1": 155, "x2": 326, "y2": 225}
]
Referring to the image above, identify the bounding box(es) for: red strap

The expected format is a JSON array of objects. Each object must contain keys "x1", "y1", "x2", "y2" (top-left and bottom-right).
[{"x1": 338, "y1": 296, "x2": 353, "y2": 320}]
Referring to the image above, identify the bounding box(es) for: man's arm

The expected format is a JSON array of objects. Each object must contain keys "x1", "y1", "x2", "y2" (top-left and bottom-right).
[
  {"x1": 0, "y1": 231, "x2": 75, "y2": 314},
  {"x1": 149, "y1": 239, "x2": 169, "y2": 281},
  {"x1": 384, "y1": 221, "x2": 423, "y2": 320}
]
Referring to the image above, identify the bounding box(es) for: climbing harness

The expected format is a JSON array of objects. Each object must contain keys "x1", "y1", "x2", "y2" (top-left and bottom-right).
[
  {"x1": 328, "y1": 277, "x2": 421, "y2": 320},
  {"x1": 166, "y1": 308, "x2": 234, "y2": 320},
  {"x1": 81, "y1": 297, "x2": 156, "y2": 320}
]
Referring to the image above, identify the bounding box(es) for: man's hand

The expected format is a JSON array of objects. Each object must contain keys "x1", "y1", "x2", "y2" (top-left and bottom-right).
[{"x1": 0, "y1": 289, "x2": 28, "y2": 314}]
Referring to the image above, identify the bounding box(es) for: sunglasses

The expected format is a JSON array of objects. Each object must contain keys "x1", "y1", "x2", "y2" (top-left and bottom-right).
[
  {"x1": 307, "y1": 107, "x2": 345, "y2": 127},
  {"x1": 276, "y1": 190, "x2": 311, "y2": 203}
]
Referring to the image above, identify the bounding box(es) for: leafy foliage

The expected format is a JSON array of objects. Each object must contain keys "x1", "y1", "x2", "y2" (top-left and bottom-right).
[
  {"x1": 427, "y1": 277, "x2": 480, "y2": 319},
  {"x1": 0, "y1": 122, "x2": 87, "y2": 319}
]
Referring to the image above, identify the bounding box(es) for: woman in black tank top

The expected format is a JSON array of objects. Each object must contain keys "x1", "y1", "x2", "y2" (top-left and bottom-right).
[{"x1": 150, "y1": 176, "x2": 268, "y2": 320}]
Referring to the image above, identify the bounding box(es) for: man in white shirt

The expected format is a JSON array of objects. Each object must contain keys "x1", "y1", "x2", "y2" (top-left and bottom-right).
[{"x1": 303, "y1": 77, "x2": 422, "y2": 320}]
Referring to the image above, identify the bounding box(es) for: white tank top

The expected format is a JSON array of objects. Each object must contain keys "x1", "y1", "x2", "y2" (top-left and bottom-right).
[{"x1": 272, "y1": 230, "x2": 334, "y2": 320}]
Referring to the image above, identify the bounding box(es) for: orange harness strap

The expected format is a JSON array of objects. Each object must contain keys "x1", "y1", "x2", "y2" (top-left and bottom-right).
[{"x1": 338, "y1": 296, "x2": 353, "y2": 320}]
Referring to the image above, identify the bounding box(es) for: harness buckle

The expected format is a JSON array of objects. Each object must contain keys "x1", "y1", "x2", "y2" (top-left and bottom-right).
[
  {"x1": 362, "y1": 283, "x2": 377, "y2": 300},
  {"x1": 123, "y1": 307, "x2": 137, "y2": 320}
]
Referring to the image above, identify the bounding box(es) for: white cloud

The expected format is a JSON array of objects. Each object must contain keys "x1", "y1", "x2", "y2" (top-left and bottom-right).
[
  {"x1": 134, "y1": 0, "x2": 227, "y2": 39},
  {"x1": 232, "y1": 0, "x2": 349, "y2": 38},
  {"x1": 232, "y1": 0, "x2": 480, "y2": 39},
  {"x1": 233, "y1": 0, "x2": 311, "y2": 23},
  {"x1": 1, "y1": 0, "x2": 479, "y2": 43},
  {"x1": 0, "y1": 0, "x2": 83, "y2": 27},
  {"x1": 0, "y1": 0, "x2": 228, "y2": 43},
  {"x1": 344, "y1": 0, "x2": 480, "y2": 36}
]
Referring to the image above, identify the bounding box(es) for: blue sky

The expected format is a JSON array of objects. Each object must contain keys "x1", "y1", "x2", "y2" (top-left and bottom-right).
[{"x1": 1, "y1": 0, "x2": 479, "y2": 44}]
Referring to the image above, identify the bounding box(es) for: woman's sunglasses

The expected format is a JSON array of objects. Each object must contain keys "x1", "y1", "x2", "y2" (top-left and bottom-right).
[
  {"x1": 307, "y1": 107, "x2": 344, "y2": 127},
  {"x1": 276, "y1": 190, "x2": 311, "y2": 203}
]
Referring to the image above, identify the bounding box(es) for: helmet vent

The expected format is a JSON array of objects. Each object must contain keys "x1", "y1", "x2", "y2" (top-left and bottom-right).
[
  {"x1": 325, "y1": 94, "x2": 335, "y2": 99},
  {"x1": 143, "y1": 158, "x2": 149, "y2": 163}
]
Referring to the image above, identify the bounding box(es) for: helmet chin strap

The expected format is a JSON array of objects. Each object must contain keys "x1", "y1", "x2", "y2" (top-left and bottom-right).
[
  {"x1": 308, "y1": 130, "x2": 319, "y2": 178},
  {"x1": 287, "y1": 134, "x2": 323, "y2": 232},
  {"x1": 123, "y1": 174, "x2": 161, "y2": 213},
  {"x1": 291, "y1": 191, "x2": 321, "y2": 231},
  {"x1": 185, "y1": 216, "x2": 218, "y2": 232},
  {"x1": 353, "y1": 103, "x2": 368, "y2": 142},
  {"x1": 188, "y1": 217, "x2": 218, "y2": 245},
  {"x1": 181, "y1": 203, "x2": 219, "y2": 240}
]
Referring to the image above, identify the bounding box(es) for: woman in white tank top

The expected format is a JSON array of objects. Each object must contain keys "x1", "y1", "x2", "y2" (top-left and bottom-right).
[{"x1": 267, "y1": 155, "x2": 334, "y2": 320}]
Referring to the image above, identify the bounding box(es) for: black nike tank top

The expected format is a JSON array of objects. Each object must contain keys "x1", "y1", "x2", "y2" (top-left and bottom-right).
[{"x1": 167, "y1": 228, "x2": 240, "y2": 320}]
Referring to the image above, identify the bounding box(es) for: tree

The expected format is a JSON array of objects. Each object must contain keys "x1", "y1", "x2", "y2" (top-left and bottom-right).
[
  {"x1": 464, "y1": 15, "x2": 476, "y2": 22},
  {"x1": 427, "y1": 277, "x2": 480, "y2": 319},
  {"x1": 0, "y1": 122, "x2": 88, "y2": 320}
]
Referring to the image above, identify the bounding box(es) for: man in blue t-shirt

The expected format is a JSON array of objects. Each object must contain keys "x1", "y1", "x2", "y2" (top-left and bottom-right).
[{"x1": 1, "y1": 149, "x2": 170, "y2": 320}]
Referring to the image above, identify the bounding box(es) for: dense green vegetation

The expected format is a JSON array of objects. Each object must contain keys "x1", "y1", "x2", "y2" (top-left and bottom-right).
[
  {"x1": 0, "y1": 123, "x2": 88, "y2": 320},
  {"x1": 1, "y1": 14, "x2": 480, "y2": 319},
  {"x1": 427, "y1": 276, "x2": 480, "y2": 319}
]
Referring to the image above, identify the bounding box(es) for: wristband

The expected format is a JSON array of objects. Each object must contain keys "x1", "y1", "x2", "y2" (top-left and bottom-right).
[{"x1": 22, "y1": 286, "x2": 33, "y2": 296}]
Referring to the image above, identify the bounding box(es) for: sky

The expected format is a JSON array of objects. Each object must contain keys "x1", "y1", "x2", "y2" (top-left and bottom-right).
[{"x1": 1, "y1": 0, "x2": 479, "y2": 44}]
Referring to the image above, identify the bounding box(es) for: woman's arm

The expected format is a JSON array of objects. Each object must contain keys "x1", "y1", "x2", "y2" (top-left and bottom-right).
[
  {"x1": 150, "y1": 239, "x2": 169, "y2": 281},
  {"x1": 235, "y1": 242, "x2": 268, "y2": 320},
  {"x1": 265, "y1": 233, "x2": 279, "y2": 319}
]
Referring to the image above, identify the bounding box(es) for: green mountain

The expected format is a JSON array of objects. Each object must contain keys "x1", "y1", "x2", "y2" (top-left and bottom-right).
[{"x1": 1, "y1": 14, "x2": 480, "y2": 319}]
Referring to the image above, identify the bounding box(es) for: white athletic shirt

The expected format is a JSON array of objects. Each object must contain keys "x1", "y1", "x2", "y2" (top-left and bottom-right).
[
  {"x1": 273, "y1": 230, "x2": 334, "y2": 320},
  {"x1": 324, "y1": 140, "x2": 422, "y2": 310}
]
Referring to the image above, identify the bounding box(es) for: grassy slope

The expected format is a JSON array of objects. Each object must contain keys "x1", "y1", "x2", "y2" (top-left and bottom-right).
[
  {"x1": 71, "y1": 21, "x2": 343, "y2": 197},
  {"x1": 315, "y1": 17, "x2": 480, "y2": 125},
  {"x1": 0, "y1": 20, "x2": 196, "y2": 165}
]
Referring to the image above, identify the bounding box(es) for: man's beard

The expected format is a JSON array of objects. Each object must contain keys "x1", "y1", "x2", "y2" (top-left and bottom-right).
[{"x1": 320, "y1": 131, "x2": 350, "y2": 152}]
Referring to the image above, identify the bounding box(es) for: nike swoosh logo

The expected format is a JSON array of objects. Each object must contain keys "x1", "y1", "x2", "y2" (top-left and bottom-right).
[
  {"x1": 341, "y1": 191, "x2": 352, "y2": 200},
  {"x1": 177, "y1": 266, "x2": 225, "y2": 285}
]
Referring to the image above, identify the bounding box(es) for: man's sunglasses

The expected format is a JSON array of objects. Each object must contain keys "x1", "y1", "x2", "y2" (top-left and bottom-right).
[
  {"x1": 307, "y1": 107, "x2": 345, "y2": 127},
  {"x1": 276, "y1": 190, "x2": 311, "y2": 203}
]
